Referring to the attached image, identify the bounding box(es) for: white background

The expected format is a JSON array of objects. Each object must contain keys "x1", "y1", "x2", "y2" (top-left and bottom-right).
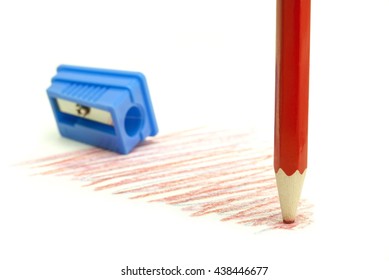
[{"x1": 1, "y1": 1, "x2": 389, "y2": 279}]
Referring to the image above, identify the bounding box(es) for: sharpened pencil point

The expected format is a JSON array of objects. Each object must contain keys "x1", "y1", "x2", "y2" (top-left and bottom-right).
[{"x1": 276, "y1": 169, "x2": 306, "y2": 223}]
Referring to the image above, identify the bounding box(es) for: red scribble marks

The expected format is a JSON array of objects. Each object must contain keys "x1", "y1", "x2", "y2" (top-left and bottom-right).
[{"x1": 21, "y1": 128, "x2": 313, "y2": 231}]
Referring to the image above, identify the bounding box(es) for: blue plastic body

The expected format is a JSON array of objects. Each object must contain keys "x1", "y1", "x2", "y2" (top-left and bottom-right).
[{"x1": 47, "y1": 65, "x2": 158, "y2": 154}]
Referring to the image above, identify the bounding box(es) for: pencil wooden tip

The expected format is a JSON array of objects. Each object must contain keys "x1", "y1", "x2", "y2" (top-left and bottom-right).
[{"x1": 276, "y1": 169, "x2": 307, "y2": 223}]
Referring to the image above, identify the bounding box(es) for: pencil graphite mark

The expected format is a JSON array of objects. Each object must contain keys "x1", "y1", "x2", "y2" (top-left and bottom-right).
[{"x1": 22, "y1": 128, "x2": 313, "y2": 231}]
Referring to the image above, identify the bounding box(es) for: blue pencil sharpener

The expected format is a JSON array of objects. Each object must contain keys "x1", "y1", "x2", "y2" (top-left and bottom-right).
[{"x1": 47, "y1": 65, "x2": 158, "y2": 154}]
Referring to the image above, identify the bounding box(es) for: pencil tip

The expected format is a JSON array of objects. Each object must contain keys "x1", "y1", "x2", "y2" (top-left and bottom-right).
[{"x1": 275, "y1": 169, "x2": 307, "y2": 224}]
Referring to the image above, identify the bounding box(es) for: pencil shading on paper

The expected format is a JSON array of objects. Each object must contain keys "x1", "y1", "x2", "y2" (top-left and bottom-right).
[{"x1": 21, "y1": 128, "x2": 313, "y2": 231}]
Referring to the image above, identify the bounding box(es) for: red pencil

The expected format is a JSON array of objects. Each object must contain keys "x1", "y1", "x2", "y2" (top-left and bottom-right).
[{"x1": 274, "y1": 0, "x2": 311, "y2": 223}]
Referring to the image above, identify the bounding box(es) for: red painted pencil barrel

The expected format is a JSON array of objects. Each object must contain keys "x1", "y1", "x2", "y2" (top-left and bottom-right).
[{"x1": 274, "y1": 0, "x2": 311, "y2": 176}]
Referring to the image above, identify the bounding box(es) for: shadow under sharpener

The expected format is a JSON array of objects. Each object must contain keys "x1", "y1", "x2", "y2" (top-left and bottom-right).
[{"x1": 47, "y1": 65, "x2": 158, "y2": 154}]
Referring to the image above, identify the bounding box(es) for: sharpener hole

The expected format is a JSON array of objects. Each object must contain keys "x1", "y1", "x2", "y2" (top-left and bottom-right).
[{"x1": 124, "y1": 106, "x2": 143, "y2": 137}]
